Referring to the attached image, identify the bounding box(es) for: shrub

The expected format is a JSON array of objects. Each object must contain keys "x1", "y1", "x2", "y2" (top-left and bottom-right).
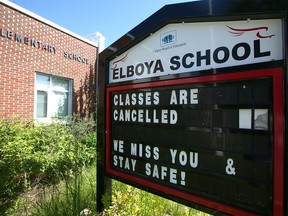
[
  {"x1": 103, "y1": 180, "x2": 206, "y2": 216},
  {"x1": 0, "y1": 115, "x2": 96, "y2": 201}
]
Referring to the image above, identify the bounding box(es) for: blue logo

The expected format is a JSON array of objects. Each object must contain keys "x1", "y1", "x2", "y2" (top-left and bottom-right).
[{"x1": 160, "y1": 30, "x2": 176, "y2": 46}]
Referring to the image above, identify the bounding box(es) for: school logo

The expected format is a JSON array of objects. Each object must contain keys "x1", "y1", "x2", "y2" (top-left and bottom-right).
[{"x1": 160, "y1": 30, "x2": 176, "y2": 46}]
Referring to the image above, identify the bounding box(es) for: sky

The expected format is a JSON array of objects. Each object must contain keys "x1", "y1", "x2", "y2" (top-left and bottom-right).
[{"x1": 7, "y1": 0, "x2": 194, "y2": 49}]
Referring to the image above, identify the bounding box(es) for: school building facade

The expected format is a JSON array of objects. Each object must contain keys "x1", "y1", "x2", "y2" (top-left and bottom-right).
[{"x1": 0, "y1": 0, "x2": 102, "y2": 122}]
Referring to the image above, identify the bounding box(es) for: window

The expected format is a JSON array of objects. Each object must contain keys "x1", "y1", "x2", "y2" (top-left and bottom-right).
[{"x1": 35, "y1": 73, "x2": 72, "y2": 122}]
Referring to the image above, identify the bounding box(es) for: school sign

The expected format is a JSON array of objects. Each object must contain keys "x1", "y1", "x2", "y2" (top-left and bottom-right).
[{"x1": 97, "y1": 1, "x2": 288, "y2": 215}]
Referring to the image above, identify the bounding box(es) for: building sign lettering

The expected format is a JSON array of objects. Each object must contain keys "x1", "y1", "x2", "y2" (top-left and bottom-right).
[
  {"x1": 0, "y1": 27, "x2": 90, "y2": 64},
  {"x1": 109, "y1": 19, "x2": 283, "y2": 83},
  {"x1": 0, "y1": 27, "x2": 56, "y2": 54},
  {"x1": 64, "y1": 51, "x2": 89, "y2": 64}
]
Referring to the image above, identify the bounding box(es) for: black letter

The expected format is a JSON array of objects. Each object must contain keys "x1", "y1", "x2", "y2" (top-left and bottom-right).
[
  {"x1": 135, "y1": 63, "x2": 144, "y2": 76},
  {"x1": 127, "y1": 65, "x2": 134, "y2": 77},
  {"x1": 196, "y1": 50, "x2": 211, "y2": 66},
  {"x1": 254, "y1": 39, "x2": 270, "y2": 58},
  {"x1": 113, "y1": 68, "x2": 120, "y2": 80},
  {"x1": 154, "y1": 59, "x2": 164, "y2": 73},
  {"x1": 144, "y1": 61, "x2": 154, "y2": 74},
  {"x1": 232, "y1": 42, "x2": 250, "y2": 61},
  {"x1": 120, "y1": 67, "x2": 126, "y2": 79},
  {"x1": 170, "y1": 56, "x2": 181, "y2": 70},
  {"x1": 24, "y1": 37, "x2": 29, "y2": 45},
  {"x1": 30, "y1": 39, "x2": 37, "y2": 47},
  {"x1": 7, "y1": 30, "x2": 13, "y2": 39},
  {"x1": 0, "y1": 28, "x2": 6, "y2": 37},
  {"x1": 64, "y1": 51, "x2": 68, "y2": 58},
  {"x1": 213, "y1": 46, "x2": 229, "y2": 63},
  {"x1": 15, "y1": 33, "x2": 22, "y2": 43},
  {"x1": 182, "y1": 53, "x2": 194, "y2": 68}
]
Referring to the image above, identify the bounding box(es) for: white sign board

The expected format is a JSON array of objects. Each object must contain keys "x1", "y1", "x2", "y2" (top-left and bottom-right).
[{"x1": 109, "y1": 19, "x2": 283, "y2": 83}]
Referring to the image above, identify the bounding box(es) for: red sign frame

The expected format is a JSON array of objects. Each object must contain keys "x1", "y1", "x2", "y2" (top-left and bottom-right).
[{"x1": 105, "y1": 67, "x2": 284, "y2": 215}]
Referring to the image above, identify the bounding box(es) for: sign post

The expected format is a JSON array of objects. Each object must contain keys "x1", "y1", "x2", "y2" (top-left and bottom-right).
[{"x1": 98, "y1": 1, "x2": 288, "y2": 215}]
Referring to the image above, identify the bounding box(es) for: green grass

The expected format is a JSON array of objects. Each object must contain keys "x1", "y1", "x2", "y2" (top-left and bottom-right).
[
  {"x1": 1, "y1": 164, "x2": 97, "y2": 216},
  {"x1": 30, "y1": 165, "x2": 97, "y2": 216},
  {"x1": 2, "y1": 163, "x2": 209, "y2": 216}
]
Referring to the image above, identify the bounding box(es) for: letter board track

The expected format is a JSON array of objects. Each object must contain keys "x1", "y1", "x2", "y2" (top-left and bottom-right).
[{"x1": 105, "y1": 68, "x2": 284, "y2": 215}]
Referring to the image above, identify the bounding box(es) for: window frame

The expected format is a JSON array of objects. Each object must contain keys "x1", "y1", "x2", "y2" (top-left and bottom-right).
[{"x1": 34, "y1": 72, "x2": 73, "y2": 122}]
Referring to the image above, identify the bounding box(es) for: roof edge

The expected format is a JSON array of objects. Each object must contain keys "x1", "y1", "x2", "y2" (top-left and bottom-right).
[
  {"x1": 1, "y1": 0, "x2": 98, "y2": 47},
  {"x1": 101, "y1": 0, "x2": 288, "y2": 59}
]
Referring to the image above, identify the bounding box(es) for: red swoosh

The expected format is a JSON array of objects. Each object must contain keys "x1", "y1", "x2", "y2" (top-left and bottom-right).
[
  {"x1": 112, "y1": 52, "x2": 129, "y2": 69},
  {"x1": 256, "y1": 32, "x2": 275, "y2": 38},
  {"x1": 227, "y1": 25, "x2": 275, "y2": 38},
  {"x1": 227, "y1": 26, "x2": 268, "y2": 32}
]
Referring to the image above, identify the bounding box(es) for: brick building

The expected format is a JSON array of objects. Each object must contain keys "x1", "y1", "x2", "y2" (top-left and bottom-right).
[{"x1": 0, "y1": 0, "x2": 101, "y2": 122}]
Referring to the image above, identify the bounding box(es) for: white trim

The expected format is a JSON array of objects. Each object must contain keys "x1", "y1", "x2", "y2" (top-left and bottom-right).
[
  {"x1": 34, "y1": 72, "x2": 73, "y2": 123},
  {"x1": 1, "y1": 0, "x2": 97, "y2": 47}
]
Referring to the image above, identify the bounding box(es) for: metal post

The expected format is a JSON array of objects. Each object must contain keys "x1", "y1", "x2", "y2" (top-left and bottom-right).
[{"x1": 95, "y1": 41, "x2": 112, "y2": 213}]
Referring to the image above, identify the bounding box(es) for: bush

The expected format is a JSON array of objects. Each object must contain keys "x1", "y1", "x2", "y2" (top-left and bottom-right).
[
  {"x1": 103, "y1": 180, "x2": 206, "y2": 216},
  {"x1": 0, "y1": 115, "x2": 96, "y2": 201}
]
